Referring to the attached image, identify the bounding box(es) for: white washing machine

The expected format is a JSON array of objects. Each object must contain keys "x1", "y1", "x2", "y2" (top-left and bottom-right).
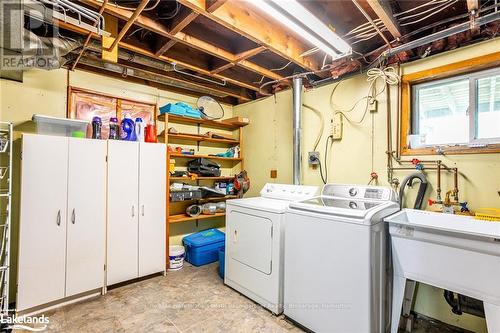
[
  {"x1": 284, "y1": 184, "x2": 399, "y2": 333},
  {"x1": 225, "y1": 183, "x2": 319, "y2": 314}
]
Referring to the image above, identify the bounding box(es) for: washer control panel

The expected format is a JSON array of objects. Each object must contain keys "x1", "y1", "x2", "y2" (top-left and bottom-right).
[
  {"x1": 322, "y1": 184, "x2": 397, "y2": 202},
  {"x1": 260, "y1": 183, "x2": 320, "y2": 201}
]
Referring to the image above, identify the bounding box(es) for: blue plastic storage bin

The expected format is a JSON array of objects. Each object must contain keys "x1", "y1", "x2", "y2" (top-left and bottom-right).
[
  {"x1": 183, "y1": 229, "x2": 225, "y2": 266},
  {"x1": 218, "y1": 247, "x2": 225, "y2": 279}
]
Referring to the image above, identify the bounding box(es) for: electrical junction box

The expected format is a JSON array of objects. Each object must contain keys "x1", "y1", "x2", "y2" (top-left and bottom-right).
[
  {"x1": 308, "y1": 151, "x2": 320, "y2": 165},
  {"x1": 369, "y1": 99, "x2": 378, "y2": 112},
  {"x1": 331, "y1": 113, "x2": 343, "y2": 140}
]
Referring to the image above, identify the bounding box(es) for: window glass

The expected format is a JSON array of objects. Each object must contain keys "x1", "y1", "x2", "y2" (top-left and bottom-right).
[
  {"x1": 416, "y1": 79, "x2": 469, "y2": 145},
  {"x1": 476, "y1": 75, "x2": 500, "y2": 139}
]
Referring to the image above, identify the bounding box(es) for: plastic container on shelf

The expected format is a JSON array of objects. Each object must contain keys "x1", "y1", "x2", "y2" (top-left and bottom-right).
[
  {"x1": 135, "y1": 117, "x2": 145, "y2": 142},
  {"x1": 182, "y1": 228, "x2": 225, "y2": 266},
  {"x1": 108, "y1": 117, "x2": 119, "y2": 140},
  {"x1": 32, "y1": 115, "x2": 89, "y2": 137},
  {"x1": 168, "y1": 245, "x2": 185, "y2": 271}
]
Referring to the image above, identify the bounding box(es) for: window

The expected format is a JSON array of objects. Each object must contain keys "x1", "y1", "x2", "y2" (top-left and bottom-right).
[{"x1": 411, "y1": 68, "x2": 500, "y2": 149}]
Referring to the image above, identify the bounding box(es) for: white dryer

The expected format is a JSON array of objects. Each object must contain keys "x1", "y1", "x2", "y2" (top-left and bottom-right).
[
  {"x1": 225, "y1": 183, "x2": 319, "y2": 314},
  {"x1": 284, "y1": 184, "x2": 399, "y2": 333}
]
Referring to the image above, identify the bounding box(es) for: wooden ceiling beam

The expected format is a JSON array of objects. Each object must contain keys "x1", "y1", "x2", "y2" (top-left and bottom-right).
[
  {"x1": 155, "y1": 1, "x2": 226, "y2": 56},
  {"x1": 177, "y1": 0, "x2": 322, "y2": 72},
  {"x1": 365, "y1": 0, "x2": 402, "y2": 39},
  {"x1": 81, "y1": 55, "x2": 251, "y2": 101},
  {"x1": 467, "y1": 0, "x2": 479, "y2": 11},
  {"x1": 211, "y1": 46, "x2": 265, "y2": 75},
  {"x1": 56, "y1": 18, "x2": 261, "y2": 93},
  {"x1": 106, "y1": 0, "x2": 149, "y2": 51},
  {"x1": 79, "y1": 0, "x2": 283, "y2": 80}
]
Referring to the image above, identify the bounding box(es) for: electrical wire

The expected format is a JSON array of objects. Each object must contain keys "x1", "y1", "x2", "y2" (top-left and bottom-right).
[
  {"x1": 331, "y1": 67, "x2": 399, "y2": 125},
  {"x1": 158, "y1": 1, "x2": 180, "y2": 19},
  {"x1": 104, "y1": 0, "x2": 159, "y2": 11},
  {"x1": 303, "y1": 104, "x2": 325, "y2": 151},
  {"x1": 400, "y1": 0, "x2": 458, "y2": 26},
  {"x1": 317, "y1": 135, "x2": 333, "y2": 184}
]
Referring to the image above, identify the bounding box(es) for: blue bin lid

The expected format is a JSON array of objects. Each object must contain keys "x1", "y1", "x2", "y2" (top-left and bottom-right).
[{"x1": 183, "y1": 228, "x2": 225, "y2": 247}]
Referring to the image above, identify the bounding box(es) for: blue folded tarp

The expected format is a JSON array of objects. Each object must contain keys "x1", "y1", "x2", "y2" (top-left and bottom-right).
[{"x1": 159, "y1": 102, "x2": 202, "y2": 119}]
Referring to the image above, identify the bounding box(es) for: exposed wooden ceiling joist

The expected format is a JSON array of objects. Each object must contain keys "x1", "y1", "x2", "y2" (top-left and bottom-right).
[
  {"x1": 79, "y1": 0, "x2": 283, "y2": 81},
  {"x1": 211, "y1": 46, "x2": 266, "y2": 75},
  {"x1": 106, "y1": 0, "x2": 149, "y2": 51},
  {"x1": 155, "y1": 1, "x2": 227, "y2": 55},
  {"x1": 365, "y1": 0, "x2": 402, "y2": 39},
  {"x1": 57, "y1": 19, "x2": 256, "y2": 100},
  {"x1": 177, "y1": 0, "x2": 322, "y2": 73},
  {"x1": 467, "y1": 0, "x2": 479, "y2": 11}
]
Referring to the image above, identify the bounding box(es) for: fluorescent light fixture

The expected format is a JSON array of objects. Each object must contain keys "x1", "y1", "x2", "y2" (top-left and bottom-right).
[{"x1": 249, "y1": 0, "x2": 351, "y2": 58}]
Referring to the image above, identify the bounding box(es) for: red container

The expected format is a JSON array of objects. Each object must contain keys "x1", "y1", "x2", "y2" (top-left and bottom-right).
[{"x1": 145, "y1": 122, "x2": 157, "y2": 143}]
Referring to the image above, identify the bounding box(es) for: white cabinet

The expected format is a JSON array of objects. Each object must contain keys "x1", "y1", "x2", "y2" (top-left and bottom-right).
[
  {"x1": 138, "y1": 142, "x2": 166, "y2": 276},
  {"x1": 18, "y1": 135, "x2": 106, "y2": 311},
  {"x1": 66, "y1": 138, "x2": 107, "y2": 296},
  {"x1": 106, "y1": 140, "x2": 139, "y2": 285},
  {"x1": 107, "y1": 141, "x2": 165, "y2": 285}
]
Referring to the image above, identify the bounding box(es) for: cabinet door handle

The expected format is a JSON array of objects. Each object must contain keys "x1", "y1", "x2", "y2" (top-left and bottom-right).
[
  {"x1": 56, "y1": 210, "x2": 61, "y2": 226},
  {"x1": 132, "y1": 205, "x2": 135, "y2": 217},
  {"x1": 141, "y1": 204, "x2": 145, "y2": 216},
  {"x1": 71, "y1": 209, "x2": 76, "y2": 224}
]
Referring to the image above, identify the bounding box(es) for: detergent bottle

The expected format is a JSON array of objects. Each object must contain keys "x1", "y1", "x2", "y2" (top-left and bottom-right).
[
  {"x1": 120, "y1": 114, "x2": 137, "y2": 141},
  {"x1": 135, "y1": 117, "x2": 145, "y2": 142},
  {"x1": 91, "y1": 116, "x2": 102, "y2": 139},
  {"x1": 108, "y1": 117, "x2": 119, "y2": 140},
  {"x1": 145, "y1": 121, "x2": 157, "y2": 143}
]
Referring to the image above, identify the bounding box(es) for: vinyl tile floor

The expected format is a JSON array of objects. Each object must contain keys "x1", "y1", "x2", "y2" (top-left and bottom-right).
[
  {"x1": 30, "y1": 262, "x2": 463, "y2": 333},
  {"x1": 38, "y1": 262, "x2": 303, "y2": 333}
]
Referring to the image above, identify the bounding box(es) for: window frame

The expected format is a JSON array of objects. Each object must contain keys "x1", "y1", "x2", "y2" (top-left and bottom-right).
[{"x1": 400, "y1": 52, "x2": 500, "y2": 156}]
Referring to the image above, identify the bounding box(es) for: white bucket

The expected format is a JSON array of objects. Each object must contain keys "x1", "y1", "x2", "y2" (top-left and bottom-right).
[{"x1": 169, "y1": 245, "x2": 185, "y2": 271}]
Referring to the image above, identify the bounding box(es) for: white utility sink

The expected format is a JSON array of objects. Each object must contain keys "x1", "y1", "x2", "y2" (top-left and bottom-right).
[{"x1": 385, "y1": 209, "x2": 500, "y2": 333}]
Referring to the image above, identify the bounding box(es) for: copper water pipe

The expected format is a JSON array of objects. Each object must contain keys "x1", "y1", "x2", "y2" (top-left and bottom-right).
[
  {"x1": 453, "y1": 168, "x2": 459, "y2": 201},
  {"x1": 436, "y1": 161, "x2": 442, "y2": 201}
]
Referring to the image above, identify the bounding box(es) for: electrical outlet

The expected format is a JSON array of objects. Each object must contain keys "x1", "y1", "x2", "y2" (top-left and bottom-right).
[
  {"x1": 369, "y1": 99, "x2": 378, "y2": 112},
  {"x1": 331, "y1": 113, "x2": 343, "y2": 140},
  {"x1": 308, "y1": 151, "x2": 320, "y2": 165}
]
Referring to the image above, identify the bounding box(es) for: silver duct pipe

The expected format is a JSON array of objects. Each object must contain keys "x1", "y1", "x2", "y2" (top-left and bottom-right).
[{"x1": 292, "y1": 76, "x2": 303, "y2": 185}]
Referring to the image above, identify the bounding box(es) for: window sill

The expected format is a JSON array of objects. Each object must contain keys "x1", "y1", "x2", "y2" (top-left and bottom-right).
[{"x1": 401, "y1": 144, "x2": 500, "y2": 156}]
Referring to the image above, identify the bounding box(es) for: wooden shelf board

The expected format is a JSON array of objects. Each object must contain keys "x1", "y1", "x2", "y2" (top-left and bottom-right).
[
  {"x1": 170, "y1": 195, "x2": 237, "y2": 203},
  {"x1": 169, "y1": 176, "x2": 234, "y2": 181},
  {"x1": 158, "y1": 114, "x2": 246, "y2": 130},
  {"x1": 165, "y1": 132, "x2": 239, "y2": 145},
  {"x1": 168, "y1": 212, "x2": 226, "y2": 224},
  {"x1": 168, "y1": 153, "x2": 242, "y2": 161}
]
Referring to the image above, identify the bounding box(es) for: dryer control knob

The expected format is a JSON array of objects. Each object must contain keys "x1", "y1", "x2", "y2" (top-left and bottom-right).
[{"x1": 349, "y1": 188, "x2": 358, "y2": 197}]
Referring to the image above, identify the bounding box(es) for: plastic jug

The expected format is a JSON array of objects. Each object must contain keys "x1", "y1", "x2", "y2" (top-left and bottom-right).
[
  {"x1": 135, "y1": 117, "x2": 145, "y2": 142},
  {"x1": 120, "y1": 114, "x2": 137, "y2": 141},
  {"x1": 145, "y1": 121, "x2": 157, "y2": 143},
  {"x1": 109, "y1": 117, "x2": 119, "y2": 140}
]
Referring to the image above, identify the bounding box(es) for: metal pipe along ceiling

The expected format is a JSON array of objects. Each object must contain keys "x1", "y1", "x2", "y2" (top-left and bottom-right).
[{"x1": 292, "y1": 77, "x2": 303, "y2": 185}]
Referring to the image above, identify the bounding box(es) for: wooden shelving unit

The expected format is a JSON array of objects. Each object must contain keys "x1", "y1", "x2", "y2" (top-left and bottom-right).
[
  {"x1": 169, "y1": 212, "x2": 227, "y2": 224},
  {"x1": 158, "y1": 113, "x2": 248, "y2": 257}
]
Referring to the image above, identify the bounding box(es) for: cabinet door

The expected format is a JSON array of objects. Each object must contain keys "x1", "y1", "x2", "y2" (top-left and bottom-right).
[
  {"x1": 138, "y1": 143, "x2": 166, "y2": 276},
  {"x1": 107, "y1": 140, "x2": 139, "y2": 285},
  {"x1": 66, "y1": 138, "x2": 106, "y2": 296},
  {"x1": 18, "y1": 134, "x2": 68, "y2": 311}
]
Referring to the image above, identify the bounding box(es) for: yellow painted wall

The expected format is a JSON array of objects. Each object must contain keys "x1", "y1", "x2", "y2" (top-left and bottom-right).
[
  {"x1": 0, "y1": 68, "x2": 233, "y2": 298},
  {"x1": 234, "y1": 38, "x2": 500, "y2": 332}
]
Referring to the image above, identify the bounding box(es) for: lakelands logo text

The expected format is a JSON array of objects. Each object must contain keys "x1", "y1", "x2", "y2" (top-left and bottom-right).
[{"x1": 0, "y1": 313, "x2": 50, "y2": 331}]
